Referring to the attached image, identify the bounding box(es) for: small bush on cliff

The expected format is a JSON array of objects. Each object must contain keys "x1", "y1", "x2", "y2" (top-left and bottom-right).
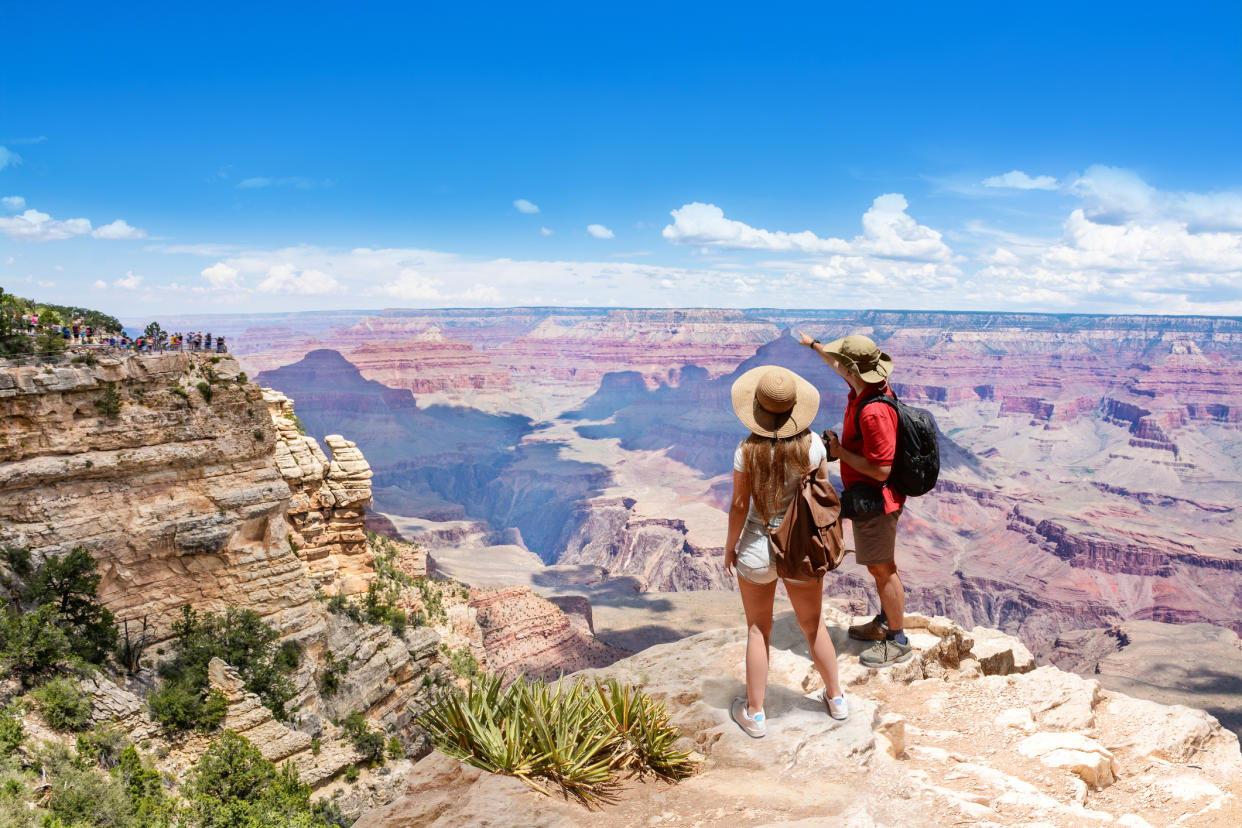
[
  {"x1": 196, "y1": 381, "x2": 213, "y2": 404},
  {"x1": 95, "y1": 381, "x2": 123, "y2": 419},
  {"x1": 0, "y1": 545, "x2": 118, "y2": 672},
  {"x1": 341, "y1": 712, "x2": 385, "y2": 765},
  {"x1": 149, "y1": 680, "x2": 228, "y2": 732},
  {"x1": 151, "y1": 606, "x2": 295, "y2": 730},
  {"x1": 419, "y1": 673, "x2": 696, "y2": 804},
  {"x1": 30, "y1": 676, "x2": 92, "y2": 731},
  {"x1": 186, "y1": 730, "x2": 327, "y2": 828},
  {"x1": 76, "y1": 723, "x2": 128, "y2": 769},
  {"x1": 0, "y1": 701, "x2": 24, "y2": 756}
]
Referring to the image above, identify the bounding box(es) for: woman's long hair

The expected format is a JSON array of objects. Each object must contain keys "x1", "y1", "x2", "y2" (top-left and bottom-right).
[{"x1": 741, "y1": 429, "x2": 814, "y2": 523}]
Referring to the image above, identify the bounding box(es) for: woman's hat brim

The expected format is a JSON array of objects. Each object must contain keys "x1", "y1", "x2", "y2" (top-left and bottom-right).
[{"x1": 730, "y1": 366, "x2": 820, "y2": 439}]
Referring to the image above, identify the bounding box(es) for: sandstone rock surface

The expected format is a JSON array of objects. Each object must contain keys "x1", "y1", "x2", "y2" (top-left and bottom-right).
[{"x1": 360, "y1": 613, "x2": 1242, "y2": 827}]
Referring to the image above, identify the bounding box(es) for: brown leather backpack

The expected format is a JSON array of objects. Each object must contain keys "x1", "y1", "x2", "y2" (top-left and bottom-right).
[{"x1": 768, "y1": 458, "x2": 846, "y2": 580}]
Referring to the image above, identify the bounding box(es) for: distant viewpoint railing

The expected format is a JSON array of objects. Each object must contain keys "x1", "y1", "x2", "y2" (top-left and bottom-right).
[{"x1": 0, "y1": 342, "x2": 228, "y2": 368}]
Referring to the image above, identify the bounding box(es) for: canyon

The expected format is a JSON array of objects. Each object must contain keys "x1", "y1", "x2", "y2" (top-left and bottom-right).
[{"x1": 234, "y1": 307, "x2": 1242, "y2": 739}]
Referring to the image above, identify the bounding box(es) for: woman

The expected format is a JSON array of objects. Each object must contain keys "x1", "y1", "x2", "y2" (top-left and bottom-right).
[{"x1": 725, "y1": 365, "x2": 847, "y2": 738}]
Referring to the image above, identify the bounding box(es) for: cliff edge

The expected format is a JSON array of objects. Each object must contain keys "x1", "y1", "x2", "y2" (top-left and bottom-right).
[{"x1": 359, "y1": 611, "x2": 1242, "y2": 827}]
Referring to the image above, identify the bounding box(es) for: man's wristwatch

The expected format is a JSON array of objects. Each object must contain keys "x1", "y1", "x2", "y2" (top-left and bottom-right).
[{"x1": 810, "y1": 338, "x2": 820, "y2": 348}]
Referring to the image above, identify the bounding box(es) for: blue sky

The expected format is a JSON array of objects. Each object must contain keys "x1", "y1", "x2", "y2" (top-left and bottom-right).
[{"x1": 3, "y1": 1, "x2": 1241, "y2": 316}]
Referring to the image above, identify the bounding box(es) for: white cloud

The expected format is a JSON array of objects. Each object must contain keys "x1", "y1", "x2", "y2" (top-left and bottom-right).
[
  {"x1": 2, "y1": 195, "x2": 25, "y2": 211},
  {"x1": 982, "y1": 170, "x2": 1059, "y2": 190},
  {"x1": 256, "y1": 264, "x2": 342, "y2": 295},
  {"x1": 1070, "y1": 165, "x2": 1242, "y2": 232},
  {"x1": 91, "y1": 218, "x2": 148, "y2": 240},
  {"x1": 92, "y1": 280, "x2": 106, "y2": 289},
  {"x1": 0, "y1": 147, "x2": 20, "y2": 171},
  {"x1": 115, "y1": 270, "x2": 143, "y2": 289},
  {"x1": 0, "y1": 209, "x2": 91, "y2": 241},
  {"x1": 663, "y1": 195, "x2": 954, "y2": 263},
  {"x1": 540, "y1": 227, "x2": 554, "y2": 236},
  {"x1": 969, "y1": 169, "x2": 1242, "y2": 312},
  {"x1": 236, "y1": 176, "x2": 324, "y2": 190},
  {"x1": 513, "y1": 199, "x2": 540, "y2": 214},
  {"x1": 587, "y1": 224, "x2": 615, "y2": 239},
  {"x1": 201, "y1": 262, "x2": 241, "y2": 289}
]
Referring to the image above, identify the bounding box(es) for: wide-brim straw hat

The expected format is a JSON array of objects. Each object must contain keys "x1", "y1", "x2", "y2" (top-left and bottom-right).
[
  {"x1": 821, "y1": 334, "x2": 893, "y2": 383},
  {"x1": 731, "y1": 365, "x2": 820, "y2": 439}
]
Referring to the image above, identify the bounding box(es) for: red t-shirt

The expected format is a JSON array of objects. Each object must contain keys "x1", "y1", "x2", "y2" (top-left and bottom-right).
[{"x1": 841, "y1": 385, "x2": 906, "y2": 514}]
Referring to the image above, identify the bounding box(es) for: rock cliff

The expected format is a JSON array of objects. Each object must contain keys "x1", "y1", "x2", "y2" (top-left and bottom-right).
[{"x1": 358, "y1": 611, "x2": 1242, "y2": 827}]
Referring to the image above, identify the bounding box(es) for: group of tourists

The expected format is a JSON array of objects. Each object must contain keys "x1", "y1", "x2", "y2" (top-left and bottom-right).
[
  {"x1": 15, "y1": 313, "x2": 105, "y2": 343},
  {"x1": 170, "y1": 331, "x2": 226, "y2": 352},
  {"x1": 725, "y1": 331, "x2": 927, "y2": 738}
]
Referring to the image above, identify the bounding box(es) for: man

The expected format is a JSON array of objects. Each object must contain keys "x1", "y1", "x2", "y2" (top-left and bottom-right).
[{"x1": 798, "y1": 331, "x2": 912, "y2": 668}]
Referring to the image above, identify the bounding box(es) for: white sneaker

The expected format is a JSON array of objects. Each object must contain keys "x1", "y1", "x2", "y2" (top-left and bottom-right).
[
  {"x1": 824, "y1": 690, "x2": 848, "y2": 721},
  {"x1": 731, "y1": 696, "x2": 767, "y2": 738}
]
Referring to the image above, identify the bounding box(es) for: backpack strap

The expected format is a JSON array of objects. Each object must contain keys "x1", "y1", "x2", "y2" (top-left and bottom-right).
[{"x1": 853, "y1": 389, "x2": 899, "y2": 438}]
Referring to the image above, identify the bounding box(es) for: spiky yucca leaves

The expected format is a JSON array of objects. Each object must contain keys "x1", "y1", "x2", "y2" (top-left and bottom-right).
[{"x1": 418, "y1": 673, "x2": 696, "y2": 805}]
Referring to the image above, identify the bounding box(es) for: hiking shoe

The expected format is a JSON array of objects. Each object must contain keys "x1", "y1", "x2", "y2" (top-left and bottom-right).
[
  {"x1": 731, "y1": 697, "x2": 766, "y2": 738},
  {"x1": 823, "y1": 690, "x2": 849, "y2": 721},
  {"x1": 860, "y1": 638, "x2": 914, "y2": 668},
  {"x1": 848, "y1": 615, "x2": 888, "y2": 641}
]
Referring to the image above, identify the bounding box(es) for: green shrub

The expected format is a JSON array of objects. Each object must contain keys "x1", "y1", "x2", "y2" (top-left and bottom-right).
[
  {"x1": 419, "y1": 674, "x2": 696, "y2": 803},
  {"x1": 343, "y1": 765, "x2": 359, "y2": 783},
  {"x1": 236, "y1": 372, "x2": 248, "y2": 384},
  {"x1": 342, "y1": 712, "x2": 385, "y2": 765},
  {"x1": 76, "y1": 723, "x2": 128, "y2": 768},
  {"x1": 153, "y1": 605, "x2": 294, "y2": 727},
  {"x1": 385, "y1": 735, "x2": 403, "y2": 760},
  {"x1": 30, "y1": 677, "x2": 92, "y2": 731},
  {"x1": 0, "y1": 604, "x2": 73, "y2": 687},
  {"x1": 310, "y1": 736, "x2": 321, "y2": 755},
  {"x1": 37, "y1": 741, "x2": 134, "y2": 828},
  {"x1": 253, "y1": 428, "x2": 265, "y2": 441},
  {"x1": 275, "y1": 640, "x2": 301, "y2": 673},
  {"x1": 196, "y1": 381, "x2": 213, "y2": 404},
  {"x1": 186, "y1": 730, "x2": 321, "y2": 828},
  {"x1": 116, "y1": 743, "x2": 166, "y2": 818},
  {"x1": 94, "y1": 382, "x2": 122, "y2": 419},
  {"x1": 71, "y1": 352, "x2": 99, "y2": 366},
  {"x1": 12, "y1": 545, "x2": 117, "y2": 665},
  {"x1": 171, "y1": 385, "x2": 188, "y2": 400},
  {"x1": 389, "y1": 609, "x2": 407, "y2": 637},
  {"x1": 447, "y1": 646, "x2": 480, "y2": 679},
  {"x1": 318, "y1": 652, "x2": 348, "y2": 697},
  {"x1": 0, "y1": 701, "x2": 23, "y2": 756}
]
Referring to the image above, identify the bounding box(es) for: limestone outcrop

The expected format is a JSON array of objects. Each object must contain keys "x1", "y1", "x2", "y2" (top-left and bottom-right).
[
  {"x1": 359, "y1": 612, "x2": 1242, "y2": 827},
  {"x1": 265, "y1": 388, "x2": 374, "y2": 595}
]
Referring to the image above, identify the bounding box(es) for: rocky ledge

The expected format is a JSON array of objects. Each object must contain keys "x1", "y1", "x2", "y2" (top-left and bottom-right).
[{"x1": 358, "y1": 612, "x2": 1242, "y2": 827}]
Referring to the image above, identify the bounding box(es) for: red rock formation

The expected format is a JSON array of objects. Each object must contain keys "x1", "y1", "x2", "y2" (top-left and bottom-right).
[{"x1": 469, "y1": 585, "x2": 630, "y2": 681}]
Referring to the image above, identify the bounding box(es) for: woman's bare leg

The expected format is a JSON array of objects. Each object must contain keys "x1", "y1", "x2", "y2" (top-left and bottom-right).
[
  {"x1": 736, "y1": 575, "x2": 777, "y2": 715},
  {"x1": 784, "y1": 578, "x2": 843, "y2": 699}
]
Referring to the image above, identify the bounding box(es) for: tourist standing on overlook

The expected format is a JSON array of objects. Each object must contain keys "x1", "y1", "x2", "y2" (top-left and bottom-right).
[
  {"x1": 724, "y1": 365, "x2": 848, "y2": 738},
  {"x1": 798, "y1": 332, "x2": 913, "y2": 669}
]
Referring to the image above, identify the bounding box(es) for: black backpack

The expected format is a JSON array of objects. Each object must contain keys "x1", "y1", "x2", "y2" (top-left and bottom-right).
[{"x1": 854, "y1": 392, "x2": 940, "y2": 496}]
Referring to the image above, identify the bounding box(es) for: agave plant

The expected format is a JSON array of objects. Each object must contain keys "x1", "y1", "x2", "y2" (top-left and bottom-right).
[{"x1": 418, "y1": 672, "x2": 696, "y2": 805}]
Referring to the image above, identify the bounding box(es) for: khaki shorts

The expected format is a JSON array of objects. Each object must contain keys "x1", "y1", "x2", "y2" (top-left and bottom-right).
[{"x1": 851, "y1": 507, "x2": 902, "y2": 566}]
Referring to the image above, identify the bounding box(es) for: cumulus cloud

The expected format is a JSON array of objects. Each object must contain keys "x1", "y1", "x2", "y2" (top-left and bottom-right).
[
  {"x1": 115, "y1": 270, "x2": 143, "y2": 289},
  {"x1": 0, "y1": 209, "x2": 91, "y2": 241},
  {"x1": 969, "y1": 168, "x2": 1242, "y2": 312},
  {"x1": 1070, "y1": 165, "x2": 1242, "y2": 232},
  {"x1": 982, "y1": 170, "x2": 1059, "y2": 190},
  {"x1": 587, "y1": 224, "x2": 615, "y2": 239},
  {"x1": 256, "y1": 264, "x2": 342, "y2": 295},
  {"x1": 201, "y1": 262, "x2": 241, "y2": 289},
  {"x1": 0, "y1": 147, "x2": 20, "y2": 171},
  {"x1": 92, "y1": 280, "x2": 106, "y2": 289},
  {"x1": 373, "y1": 270, "x2": 501, "y2": 303},
  {"x1": 514, "y1": 199, "x2": 540, "y2": 214},
  {"x1": 91, "y1": 219, "x2": 148, "y2": 240},
  {"x1": 540, "y1": 227, "x2": 554, "y2": 236},
  {"x1": 2, "y1": 195, "x2": 25, "y2": 211},
  {"x1": 663, "y1": 195, "x2": 954, "y2": 263}
]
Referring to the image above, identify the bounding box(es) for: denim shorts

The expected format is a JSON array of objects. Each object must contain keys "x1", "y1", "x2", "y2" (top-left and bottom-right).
[{"x1": 735, "y1": 518, "x2": 809, "y2": 586}]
